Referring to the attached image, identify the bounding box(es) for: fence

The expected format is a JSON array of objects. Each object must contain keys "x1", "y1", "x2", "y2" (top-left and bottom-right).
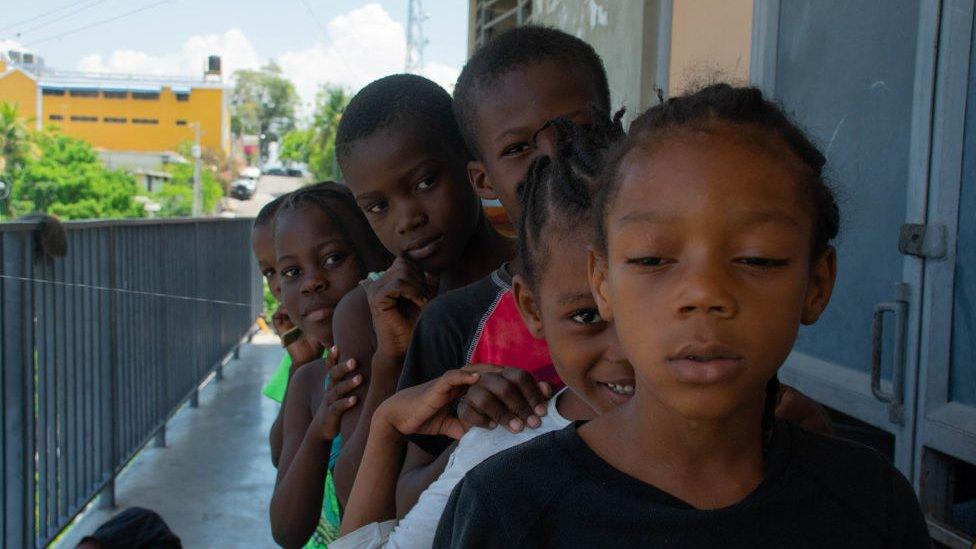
[{"x1": 0, "y1": 218, "x2": 262, "y2": 548}]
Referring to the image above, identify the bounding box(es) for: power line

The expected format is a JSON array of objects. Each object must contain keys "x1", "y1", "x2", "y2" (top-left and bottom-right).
[
  {"x1": 14, "y1": 0, "x2": 113, "y2": 38},
  {"x1": 0, "y1": 0, "x2": 93, "y2": 34},
  {"x1": 27, "y1": 0, "x2": 170, "y2": 47},
  {"x1": 293, "y1": 0, "x2": 363, "y2": 86}
]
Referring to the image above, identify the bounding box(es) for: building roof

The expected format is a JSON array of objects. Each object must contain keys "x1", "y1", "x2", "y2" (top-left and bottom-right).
[{"x1": 36, "y1": 69, "x2": 228, "y2": 92}]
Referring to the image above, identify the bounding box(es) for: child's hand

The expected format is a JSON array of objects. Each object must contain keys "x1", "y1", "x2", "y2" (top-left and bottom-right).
[
  {"x1": 456, "y1": 366, "x2": 552, "y2": 433},
  {"x1": 366, "y1": 255, "x2": 436, "y2": 359},
  {"x1": 377, "y1": 367, "x2": 485, "y2": 440},
  {"x1": 310, "y1": 349, "x2": 362, "y2": 440},
  {"x1": 273, "y1": 304, "x2": 325, "y2": 368}
]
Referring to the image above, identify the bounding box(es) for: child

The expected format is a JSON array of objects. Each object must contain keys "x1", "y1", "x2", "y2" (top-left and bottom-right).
[
  {"x1": 251, "y1": 194, "x2": 327, "y2": 468},
  {"x1": 435, "y1": 85, "x2": 930, "y2": 547},
  {"x1": 269, "y1": 184, "x2": 392, "y2": 548},
  {"x1": 328, "y1": 74, "x2": 514, "y2": 506},
  {"x1": 393, "y1": 25, "x2": 617, "y2": 513},
  {"x1": 332, "y1": 117, "x2": 626, "y2": 549}
]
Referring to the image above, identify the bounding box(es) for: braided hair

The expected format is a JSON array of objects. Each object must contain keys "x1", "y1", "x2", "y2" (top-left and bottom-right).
[
  {"x1": 253, "y1": 193, "x2": 288, "y2": 229},
  {"x1": 594, "y1": 84, "x2": 840, "y2": 448},
  {"x1": 516, "y1": 108, "x2": 624, "y2": 289},
  {"x1": 275, "y1": 182, "x2": 392, "y2": 276}
]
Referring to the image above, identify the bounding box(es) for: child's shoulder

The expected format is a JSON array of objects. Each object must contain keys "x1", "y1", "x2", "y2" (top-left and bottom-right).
[
  {"x1": 782, "y1": 420, "x2": 921, "y2": 528},
  {"x1": 420, "y1": 267, "x2": 510, "y2": 323}
]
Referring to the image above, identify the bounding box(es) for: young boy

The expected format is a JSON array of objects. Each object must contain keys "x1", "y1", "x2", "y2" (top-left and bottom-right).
[
  {"x1": 329, "y1": 74, "x2": 514, "y2": 506},
  {"x1": 392, "y1": 25, "x2": 616, "y2": 514}
]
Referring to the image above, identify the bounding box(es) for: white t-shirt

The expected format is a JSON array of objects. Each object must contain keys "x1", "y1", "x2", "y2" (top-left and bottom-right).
[{"x1": 332, "y1": 390, "x2": 572, "y2": 549}]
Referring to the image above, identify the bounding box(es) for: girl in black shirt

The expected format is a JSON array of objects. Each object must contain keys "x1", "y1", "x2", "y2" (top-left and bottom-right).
[{"x1": 436, "y1": 85, "x2": 930, "y2": 548}]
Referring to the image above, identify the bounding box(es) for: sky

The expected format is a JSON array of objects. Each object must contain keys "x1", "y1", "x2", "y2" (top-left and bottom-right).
[{"x1": 0, "y1": 0, "x2": 468, "y2": 115}]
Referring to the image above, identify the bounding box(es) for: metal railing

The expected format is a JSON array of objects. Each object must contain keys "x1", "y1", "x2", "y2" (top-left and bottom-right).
[{"x1": 0, "y1": 218, "x2": 262, "y2": 548}]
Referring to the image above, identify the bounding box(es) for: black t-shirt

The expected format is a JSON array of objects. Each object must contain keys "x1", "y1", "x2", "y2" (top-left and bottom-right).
[{"x1": 434, "y1": 420, "x2": 931, "y2": 548}]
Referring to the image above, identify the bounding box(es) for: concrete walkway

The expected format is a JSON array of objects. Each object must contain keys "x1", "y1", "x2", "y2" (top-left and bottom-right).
[{"x1": 55, "y1": 333, "x2": 284, "y2": 548}]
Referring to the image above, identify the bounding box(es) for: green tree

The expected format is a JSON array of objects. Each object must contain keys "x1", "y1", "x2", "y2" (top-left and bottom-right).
[
  {"x1": 9, "y1": 130, "x2": 143, "y2": 220},
  {"x1": 230, "y1": 61, "x2": 300, "y2": 159},
  {"x1": 153, "y1": 161, "x2": 223, "y2": 217},
  {"x1": 277, "y1": 85, "x2": 350, "y2": 181}
]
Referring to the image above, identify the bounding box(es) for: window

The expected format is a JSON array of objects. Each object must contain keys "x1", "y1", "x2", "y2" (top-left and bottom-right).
[
  {"x1": 132, "y1": 118, "x2": 159, "y2": 125},
  {"x1": 103, "y1": 91, "x2": 127, "y2": 99},
  {"x1": 42, "y1": 89, "x2": 65, "y2": 96},
  {"x1": 175, "y1": 119, "x2": 187, "y2": 126},
  {"x1": 70, "y1": 115, "x2": 98, "y2": 122},
  {"x1": 131, "y1": 91, "x2": 160, "y2": 100},
  {"x1": 103, "y1": 117, "x2": 127, "y2": 124},
  {"x1": 68, "y1": 89, "x2": 99, "y2": 98},
  {"x1": 175, "y1": 92, "x2": 190, "y2": 102},
  {"x1": 48, "y1": 114, "x2": 64, "y2": 121}
]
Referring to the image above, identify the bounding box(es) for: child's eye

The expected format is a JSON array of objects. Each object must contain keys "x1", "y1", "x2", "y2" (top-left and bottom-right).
[
  {"x1": 570, "y1": 308, "x2": 603, "y2": 324},
  {"x1": 415, "y1": 176, "x2": 436, "y2": 192},
  {"x1": 366, "y1": 200, "x2": 388, "y2": 214},
  {"x1": 736, "y1": 257, "x2": 790, "y2": 268},
  {"x1": 501, "y1": 142, "x2": 532, "y2": 157},
  {"x1": 323, "y1": 252, "x2": 347, "y2": 267},
  {"x1": 626, "y1": 256, "x2": 668, "y2": 267},
  {"x1": 280, "y1": 266, "x2": 300, "y2": 279},
  {"x1": 261, "y1": 268, "x2": 276, "y2": 280}
]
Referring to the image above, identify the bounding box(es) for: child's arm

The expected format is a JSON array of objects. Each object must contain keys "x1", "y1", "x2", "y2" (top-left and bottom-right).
[
  {"x1": 395, "y1": 441, "x2": 454, "y2": 517},
  {"x1": 340, "y1": 369, "x2": 481, "y2": 535},
  {"x1": 333, "y1": 257, "x2": 431, "y2": 506},
  {"x1": 270, "y1": 355, "x2": 360, "y2": 548}
]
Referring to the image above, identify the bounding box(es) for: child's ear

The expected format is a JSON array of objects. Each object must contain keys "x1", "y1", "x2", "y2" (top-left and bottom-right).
[
  {"x1": 512, "y1": 274, "x2": 545, "y2": 339},
  {"x1": 801, "y1": 246, "x2": 837, "y2": 325},
  {"x1": 588, "y1": 248, "x2": 614, "y2": 322},
  {"x1": 467, "y1": 160, "x2": 498, "y2": 201}
]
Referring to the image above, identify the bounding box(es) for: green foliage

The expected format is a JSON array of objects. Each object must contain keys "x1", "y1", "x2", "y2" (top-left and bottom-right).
[
  {"x1": 0, "y1": 100, "x2": 38, "y2": 175},
  {"x1": 153, "y1": 161, "x2": 223, "y2": 217},
  {"x1": 8, "y1": 129, "x2": 144, "y2": 219},
  {"x1": 263, "y1": 278, "x2": 277, "y2": 321},
  {"x1": 230, "y1": 61, "x2": 300, "y2": 159},
  {"x1": 276, "y1": 85, "x2": 350, "y2": 181}
]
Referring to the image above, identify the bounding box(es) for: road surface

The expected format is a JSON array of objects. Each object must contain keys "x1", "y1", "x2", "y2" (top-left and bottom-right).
[{"x1": 219, "y1": 175, "x2": 307, "y2": 218}]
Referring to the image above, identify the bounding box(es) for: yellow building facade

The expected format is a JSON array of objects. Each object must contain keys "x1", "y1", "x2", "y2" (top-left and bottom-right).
[{"x1": 0, "y1": 55, "x2": 229, "y2": 155}]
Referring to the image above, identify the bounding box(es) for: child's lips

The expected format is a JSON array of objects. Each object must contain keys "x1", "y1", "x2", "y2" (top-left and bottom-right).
[
  {"x1": 405, "y1": 234, "x2": 445, "y2": 261},
  {"x1": 596, "y1": 380, "x2": 635, "y2": 403},
  {"x1": 666, "y1": 356, "x2": 745, "y2": 384},
  {"x1": 303, "y1": 305, "x2": 335, "y2": 323}
]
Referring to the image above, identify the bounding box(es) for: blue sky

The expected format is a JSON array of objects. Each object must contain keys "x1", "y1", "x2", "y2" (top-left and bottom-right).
[{"x1": 1, "y1": 1, "x2": 468, "y2": 111}]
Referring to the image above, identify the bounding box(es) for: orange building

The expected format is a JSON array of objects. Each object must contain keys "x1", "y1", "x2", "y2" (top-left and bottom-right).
[{"x1": 0, "y1": 51, "x2": 229, "y2": 156}]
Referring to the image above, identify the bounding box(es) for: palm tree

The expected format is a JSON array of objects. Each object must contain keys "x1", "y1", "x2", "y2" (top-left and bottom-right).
[{"x1": 310, "y1": 86, "x2": 350, "y2": 179}]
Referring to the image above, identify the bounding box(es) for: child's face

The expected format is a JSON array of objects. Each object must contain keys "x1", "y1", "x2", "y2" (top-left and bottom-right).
[
  {"x1": 468, "y1": 61, "x2": 600, "y2": 223},
  {"x1": 275, "y1": 204, "x2": 364, "y2": 346},
  {"x1": 343, "y1": 125, "x2": 480, "y2": 273},
  {"x1": 590, "y1": 127, "x2": 836, "y2": 423},
  {"x1": 515, "y1": 232, "x2": 633, "y2": 414},
  {"x1": 251, "y1": 224, "x2": 281, "y2": 298}
]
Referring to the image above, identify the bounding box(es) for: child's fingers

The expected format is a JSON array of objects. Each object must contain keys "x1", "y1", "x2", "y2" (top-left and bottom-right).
[
  {"x1": 499, "y1": 368, "x2": 549, "y2": 418},
  {"x1": 327, "y1": 358, "x2": 357, "y2": 384},
  {"x1": 476, "y1": 372, "x2": 541, "y2": 426},
  {"x1": 321, "y1": 395, "x2": 358, "y2": 438},
  {"x1": 329, "y1": 373, "x2": 363, "y2": 399},
  {"x1": 457, "y1": 397, "x2": 494, "y2": 429},
  {"x1": 461, "y1": 363, "x2": 506, "y2": 375},
  {"x1": 463, "y1": 384, "x2": 523, "y2": 433}
]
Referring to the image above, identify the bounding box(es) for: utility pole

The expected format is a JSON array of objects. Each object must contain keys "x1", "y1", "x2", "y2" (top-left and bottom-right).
[
  {"x1": 192, "y1": 122, "x2": 202, "y2": 217},
  {"x1": 405, "y1": 0, "x2": 427, "y2": 73}
]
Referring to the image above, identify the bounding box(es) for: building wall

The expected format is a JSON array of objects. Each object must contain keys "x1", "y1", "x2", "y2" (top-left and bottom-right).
[
  {"x1": 532, "y1": 0, "x2": 664, "y2": 120},
  {"x1": 38, "y1": 86, "x2": 227, "y2": 154},
  {"x1": 668, "y1": 0, "x2": 753, "y2": 95},
  {"x1": 0, "y1": 68, "x2": 39, "y2": 124}
]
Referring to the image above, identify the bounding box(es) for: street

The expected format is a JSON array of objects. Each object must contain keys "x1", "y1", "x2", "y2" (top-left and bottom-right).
[{"x1": 219, "y1": 174, "x2": 308, "y2": 218}]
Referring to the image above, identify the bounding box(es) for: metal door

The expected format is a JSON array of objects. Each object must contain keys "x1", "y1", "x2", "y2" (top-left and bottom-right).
[{"x1": 750, "y1": 0, "x2": 938, "y2": 476}]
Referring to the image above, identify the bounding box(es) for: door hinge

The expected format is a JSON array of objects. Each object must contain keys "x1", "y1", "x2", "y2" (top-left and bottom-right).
[{"x1": 898, "y1": 223, "x2": 946, "y2": 259}]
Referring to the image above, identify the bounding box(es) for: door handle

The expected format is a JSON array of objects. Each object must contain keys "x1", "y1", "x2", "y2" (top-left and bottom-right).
[{"x1": 870, "y1": 283, "x2": 909, "y2": 423}]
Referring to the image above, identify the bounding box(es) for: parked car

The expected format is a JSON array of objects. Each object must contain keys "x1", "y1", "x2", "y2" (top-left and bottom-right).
[
  {"x1": 240, "y1": 166, "x2": 261, "y2": 180},
  {"x1": 230, "y1": 178, "x2": 257, "y2": 200},
  {"x1": 262, "y1": 164, "x2": 286, "y2": 176}
]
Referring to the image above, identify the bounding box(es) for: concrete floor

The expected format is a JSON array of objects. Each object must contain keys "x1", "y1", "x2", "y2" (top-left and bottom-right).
[{"x1": 55, "y1": 333, "x2": 284, "y2": 548}]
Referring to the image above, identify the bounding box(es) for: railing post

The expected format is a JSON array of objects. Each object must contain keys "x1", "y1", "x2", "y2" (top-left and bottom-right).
[
  {"x1": 98, "y1": 479, "x2": 115, "y2": 509},
  {"x1": 190, "y1": 388, "x2": 199, "y2": 408},
  {"x1": 104, "y1": 226, "x2": 118, "y2": 511},
  {"x1": 215, "y1": 362, "x2": 224, "y2": 381}
]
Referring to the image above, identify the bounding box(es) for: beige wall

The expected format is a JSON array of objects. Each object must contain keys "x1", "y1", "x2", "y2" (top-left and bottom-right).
[{"x1": 668, "y1": 0, "x2": 753, "y2": 95}]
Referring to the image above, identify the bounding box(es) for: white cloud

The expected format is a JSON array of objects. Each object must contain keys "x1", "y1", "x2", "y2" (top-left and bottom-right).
[
  {"x1": 0, "y1": 38, "x2": 28, "y2": 52},
  {"x1": 77, "y1": 28, "x2": 259, "y2": 78},
  {"x1": 67, "y1": 4, "x2": 459, "y2": 114}
]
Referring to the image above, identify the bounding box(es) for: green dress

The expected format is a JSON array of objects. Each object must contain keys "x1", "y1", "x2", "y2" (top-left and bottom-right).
[{"x1": 263, "y1": 350, "x2": 343, "y2": 548}]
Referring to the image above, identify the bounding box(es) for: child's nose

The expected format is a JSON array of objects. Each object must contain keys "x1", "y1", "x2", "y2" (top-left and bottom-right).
[
  {"x1": 300, "y1": 270, "x2": 329, "y2": 294},
  {"x1": 396, "y1": 203, "x2": 427, "y2": 235},
  {"x1": 675, "y1": 264, "x2": 738, "y2": 318}
]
